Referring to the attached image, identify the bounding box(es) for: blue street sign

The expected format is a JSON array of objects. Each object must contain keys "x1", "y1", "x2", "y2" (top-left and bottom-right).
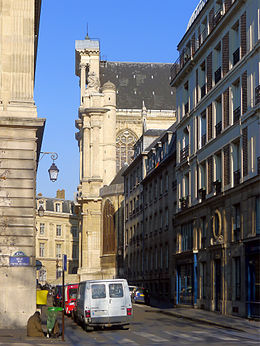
[
  {"x1": 63, "y1": 254, "x2": 67, "y2": 271},
  {"x1": 10, "y1": 256, "x2": 30, "y2": 266}
]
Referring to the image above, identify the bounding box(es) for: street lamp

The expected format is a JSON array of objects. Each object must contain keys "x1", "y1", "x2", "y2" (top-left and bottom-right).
[{"x1": 40, "y1": 152, "x2": 59, "y2": 182}]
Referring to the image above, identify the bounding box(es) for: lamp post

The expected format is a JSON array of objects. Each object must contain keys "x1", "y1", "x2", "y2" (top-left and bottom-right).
[{"x1": 40, "y1": 152, "x2": 59, "y2": 182}]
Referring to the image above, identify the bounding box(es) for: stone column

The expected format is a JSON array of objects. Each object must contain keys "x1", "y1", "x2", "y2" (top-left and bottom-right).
[
  {"x1": 83, "y1": 116, "x2": 91, "y2": 179},
  {"x1": 80, "y1": 63, "x2": 86, "y2": 104},
  {"x1": 91, "y1": 118, "x2": 101, "y2": 178}
]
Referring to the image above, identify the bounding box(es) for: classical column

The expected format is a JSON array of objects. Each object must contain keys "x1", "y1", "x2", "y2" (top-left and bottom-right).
[
  {"x1": 80, "y1": 63, "x2": 87, "y2": 104},
  {"x1": 91, "y1": 118, "x2": 101, "y2": 178},
  {"x1": 83, "y1": 116, "x2": 91, "y2": 179}
]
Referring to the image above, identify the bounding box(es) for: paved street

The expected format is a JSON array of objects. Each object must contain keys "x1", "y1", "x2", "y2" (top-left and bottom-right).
[{"x1": 63, "y1": 304, "x2": 259, "y2": 346}]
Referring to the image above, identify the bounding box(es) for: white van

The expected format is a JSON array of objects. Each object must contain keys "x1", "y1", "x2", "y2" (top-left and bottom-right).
[{"x1": 75, "y1": 279, "x2": 132, "y2": 330}]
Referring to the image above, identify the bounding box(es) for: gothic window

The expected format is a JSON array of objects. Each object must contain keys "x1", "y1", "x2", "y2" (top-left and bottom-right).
[
  {"x1": 116, "y1": 129, "x2": 138, "y2": 172},
  {"x1": 103, "y1": 200, "x2": 115, "y2": 255}
]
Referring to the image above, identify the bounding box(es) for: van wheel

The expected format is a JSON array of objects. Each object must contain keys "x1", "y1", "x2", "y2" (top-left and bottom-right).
[{"x1": 84, "y1": 322, "x2": 93, "y2": 332}]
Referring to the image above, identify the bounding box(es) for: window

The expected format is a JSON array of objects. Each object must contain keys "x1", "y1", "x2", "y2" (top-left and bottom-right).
[
  {"x1": 165, "y1": 173, "x2": 169, "y2": 192},
  {"x1": 201, "y1": 217, "x2": 206, "y2": 248},
  {"x1": 72, "y1": 227, "x2": 78, "y2": 238},
  {"x1": 39, "y1": 243, "x2": 45, "y2": 257},
  {"x1": 56, "y1": 244, "x2": 62, "y2": 258},
  {"x1": 233, "y1": 204, "x2": 240, "y2": 241},
  {"x1": 92, "y1": 284, "x2": 106, "y2": 299},
  {"x1": 181, "y1": 222, "x2": 193, "y2": 252},
  {"x1": 72, "y1": 243, "x2": 78, "y2": 259},
  {"x1": 55, "y1": 203, "x2": 61, "y2": 212},
  {"x1": 160, "y1": 246, "x2": 163, "y2": 269},
  {"x1": 116, "y1": 130, "x2": 137, "y2": 172},
  {"x1": 165, "y1": 208, "x2": 169, "y2": 229},
  {"x1": 39, "y1": 223, "x2": 45, "y2": 235},
  {"x1": 159, "y1": 177, "x2": 163, "y2": 195},
  {"x1": 165, "y1": 244, "x2": 169, "y2": 269},
  {"x1": 109, "y1": 283, "x2": 123, "y2": 298},
  {"x1": 215, "y1": 96, "x2": 222, "y2": 137},
  {"x1": 56, "y1": 225, "x2": 62, "y2": 237}
]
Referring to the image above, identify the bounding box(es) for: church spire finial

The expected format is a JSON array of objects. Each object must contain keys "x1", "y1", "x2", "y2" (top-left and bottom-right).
[{"x1": 85, "y1": 23, "x2": 90, "y2": 40}]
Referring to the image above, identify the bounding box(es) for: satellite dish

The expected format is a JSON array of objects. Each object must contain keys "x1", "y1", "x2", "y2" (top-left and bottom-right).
[{"x1": 36, "y1": 260, "x2": 42, "y2": 271}]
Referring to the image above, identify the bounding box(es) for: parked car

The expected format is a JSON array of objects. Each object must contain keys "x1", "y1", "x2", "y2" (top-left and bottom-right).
[
  {"x1": 65, "y1": 284, "x2": 78, "y2": 315},
  {"x1": 128, "y1": 286, "x2": 137, "y2": 300},
  {"x1": 132, "y1": 287, "x2": 150, "y2": 305},
  {"x1": 75, "y1": 279, "x2": 132, "y2": 330},
  {"x1": 53, "y1": 285, "x2": 62, "y2": 307}
]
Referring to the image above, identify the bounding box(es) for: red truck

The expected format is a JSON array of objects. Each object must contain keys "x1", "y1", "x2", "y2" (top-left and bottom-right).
[{"x1": 65, "y1": 284, "x2": 78, "y2": 315}]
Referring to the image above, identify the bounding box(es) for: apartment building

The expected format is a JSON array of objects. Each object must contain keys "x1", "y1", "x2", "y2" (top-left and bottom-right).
[
  {"x1": 36, "y1": 190, "x2": 79, "y2": 285},
  {"x1": 123, "y1": 126, "x2": 176, "y2": 301},
  {"x1": 170, "y1": 0, "x2": 259, "y2": 317}
]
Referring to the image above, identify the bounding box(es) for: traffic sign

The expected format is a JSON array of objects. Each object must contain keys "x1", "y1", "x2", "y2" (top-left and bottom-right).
[{"x1": 62, "y1": 254, "x2": 67, "y2": 271}]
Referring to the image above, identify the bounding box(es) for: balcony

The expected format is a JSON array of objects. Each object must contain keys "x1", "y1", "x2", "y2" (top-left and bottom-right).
[
  {"x1": 233, "y1": 106, "x2": 240, "y2": 123},
  {"x1": 213, "y1": 180, "x2": 221, "y2": 194},
  {"x1": 201, "y1": 134, "x2": 206, "y2": 147},
  {"x1": 198, "y1": 187, "x2": 206, "y2": 201},
  {"x1": 215, "y1": 121, "x2": 222, "y2": 136},
  {"x1": 180, "y1": 145, "x2": 190, "y2": 163},
  {"x1": 201, "y1": 84, "x2": 206, "y2": 98},
  {"x1": 170, "y1": 47, "x2": 191, "y2": 82},
  {"x1": 255, "y1": 85, "x2": 260, "y2": 105},
  {"x1": 233, "y1": 169, "x2": 240, "y2": 186},
  {"x1": 233, "y1": 48, "x2": 240, "y2": 66},
  {"x1": 180, "y1": 196, "x2": 189, "y2": 210},
  {"x1": 214, "y1": 8, "x2": 223, "y2": 26},
  {"x1": 184, "y1": 102, "x2": 189, "y2": 114},
  {"x1": 214, "y1": 67, "x2": 221, "y2": 84}
]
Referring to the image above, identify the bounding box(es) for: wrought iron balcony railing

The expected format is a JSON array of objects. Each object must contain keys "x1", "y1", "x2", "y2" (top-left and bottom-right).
[
  {"x1": 214, "y1": 67, "x2": 221, "y2": 84},
  {"x1": 198, "y1": 187, "x2": 206, "y2": 201},
  {"x1": 233, "y1": 169, "x2": 240, "y2": 186},
  {"x1": 233, "y1": 106, "x2": 241, "y2": 123},
  {"x1": 180, "y1": 144, "x2": 190, "y2": 163},
  {"x1": 233, "y1": 48, "x2": 240, "y2": 66},
  {"x1": 215, "y1": 121, "x2": 222, "y2": 136},
  {"x1": 213, "y1": 180, "x2": 222, "y2": 194},
  {"x1": 255, "y1": 85, "x2": 260, "y2": 105}
]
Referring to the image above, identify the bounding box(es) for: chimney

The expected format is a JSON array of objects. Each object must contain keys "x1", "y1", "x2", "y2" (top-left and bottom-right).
[{"x1": 56, "y1": 189, "x2": 65, "y2": 199}]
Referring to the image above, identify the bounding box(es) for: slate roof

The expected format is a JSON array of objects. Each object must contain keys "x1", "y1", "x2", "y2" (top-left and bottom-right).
[
  {"x1": 110, "y1": 164, "x2": 128, "y2": 185},
  {"x1": 100, "y1": 61, "x2": 176, "y2": 110}
]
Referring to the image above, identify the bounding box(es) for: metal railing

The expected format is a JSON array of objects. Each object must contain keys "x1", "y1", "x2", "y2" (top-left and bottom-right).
[
  {"x1": 255, "y1": 85, "x2": 260, "y2": 105},
  {"x1": 214, "y1": 67, "x2": 221, "y2": 84},
  {"x1": 215, "y1": 121, "x2": 222, "y2": 136},
  {"x1": 233, "y1": 169, "x2": 240, "y2": 186},
  {"x1": 170, "y1": 4, "x2": 234, "y2": 83},
  {"x1": 180, "y1": 144, "x2": 190, "y2": 163},
  {"x1": 233, "y1": 48, "x2": 240, "y2": 66},
  {"x1": 233, "y1": 106, "x2": 241, "y2": 123}
]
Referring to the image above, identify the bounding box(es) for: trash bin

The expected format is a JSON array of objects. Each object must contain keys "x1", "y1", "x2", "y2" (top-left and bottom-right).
[
  {"x1": 47, "y1": 307, "x2": 63, "y2": 336},
  {"x1": 36, "y1": 289, "x2": 48, "y2": 305}
]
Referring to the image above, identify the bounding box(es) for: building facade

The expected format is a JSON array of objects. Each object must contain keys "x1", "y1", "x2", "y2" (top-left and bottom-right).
[
  {"x1": 74, "y1": 36, "x2": 176, "y2": 281},
  {"x1": 0, "y1": 0, "x2": 45, "y2": 327},
  {"x1": 123, "y1": 126, "x2": 176, "y2": 301},
  {"x1": 171, "y1": 0, "x2": 259, "y2": 317},
  {"x1": 36, "y1": 190, "x2": 79, "y2": 285}
]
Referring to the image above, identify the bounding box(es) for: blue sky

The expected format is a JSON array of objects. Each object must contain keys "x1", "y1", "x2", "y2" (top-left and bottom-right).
[{"x1": 35, "y1": 0, "x2": 199, "y2": 200}]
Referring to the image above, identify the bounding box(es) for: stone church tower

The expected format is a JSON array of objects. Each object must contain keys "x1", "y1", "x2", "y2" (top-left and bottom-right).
[{"x1": 75, "y1": 36, "x2": 175, "y2": 281}]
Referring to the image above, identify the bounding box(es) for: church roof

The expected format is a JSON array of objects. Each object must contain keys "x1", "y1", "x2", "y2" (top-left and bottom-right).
[
  {"x1": 100, "y1": 61, "x2": 176, "y2": 110},
  {"x1": 109, "y1": 164, "x2": 128, "y2": 185}
]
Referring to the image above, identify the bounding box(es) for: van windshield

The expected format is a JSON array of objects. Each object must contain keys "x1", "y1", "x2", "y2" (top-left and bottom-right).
[
  {"x1": 91, "y1": 284, "x2": 106, "y2": 299},
  {"x1": 109, "y1": 283, "x2": 123, "y2": 298},
  {"x1": 69, "y1": 288, "x2": 77, "y2": 299}
]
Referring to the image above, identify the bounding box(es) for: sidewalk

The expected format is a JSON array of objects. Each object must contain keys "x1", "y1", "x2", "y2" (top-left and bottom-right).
[{"x1": 148, "y1": 298, "x2": 260, "y2": 335}]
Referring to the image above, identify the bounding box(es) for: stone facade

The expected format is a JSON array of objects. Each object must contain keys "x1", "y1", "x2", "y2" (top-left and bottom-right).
[
  {"x1": 123, "y1": 126, "x2": 176, "y2": 302},
  {"x1": 171, "y1": 0, "x2": 260, "y2": 317},
  {"x1": 0, "y1": 0, "x2": 45, "y2": 327},
  {"x1": 74, "y1": 37, "x2": 176, "y2": 281},
  {"x1": 35, "y1": 190, "x2": 79, "y2": 285}
]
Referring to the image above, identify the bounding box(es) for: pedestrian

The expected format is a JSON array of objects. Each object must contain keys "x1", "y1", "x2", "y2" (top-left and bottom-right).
[{"x1": 27, "y1": 311, "x2": 45, "y2": 337}]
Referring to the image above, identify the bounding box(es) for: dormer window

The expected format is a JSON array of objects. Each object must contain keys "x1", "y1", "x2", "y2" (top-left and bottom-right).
[{"x1": 55, "y1": 203, "x2": 61, "y2": 212}]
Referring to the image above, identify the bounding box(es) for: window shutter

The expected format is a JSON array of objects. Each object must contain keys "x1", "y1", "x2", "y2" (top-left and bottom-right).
[
  {"x1": 224, "y1": 0, "x2": 232, "y2": 12},
  {"x1": 208, "y1": 156, "x2": 213, "y2": 194},
  {"x1": 207, "y1": 104, "x2": 213, "y2": 140},
  {"x1": 222, "y1": 32, "x2": 229, "y2": 77},
  {"x1": 242, "y1": 71, "x2": 247, "y2": 115},
  {"x1": 196, "y1": 69, "x2": 198, "y2": 104},
  {"x1": 242, "y1": 127, "x2": 248, "y2": 177},
  {"x1": 207, "y1": 52, "x2": 212, "y2": 92},
  {"x1": 191, "y1": 33, "x2": 196, "y2": 56},
  {"x1": 223, "y1": 88, "x2": 229, "y2": 129},
  {"x1": 224, "y1": 144, "x2": 230, "y2": 186},
  {"x1": 240, "y1": 12, "x2": 247, "y2": 58},
  {"x1": 209, "y1": 8, "x2": 215, "y2": 33}
]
